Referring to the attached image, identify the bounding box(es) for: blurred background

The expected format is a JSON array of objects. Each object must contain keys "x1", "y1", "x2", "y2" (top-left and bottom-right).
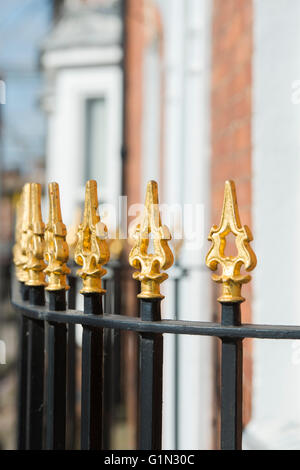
[{"x1": 1, "y1": 0, "x2": 300, "y2": 450}]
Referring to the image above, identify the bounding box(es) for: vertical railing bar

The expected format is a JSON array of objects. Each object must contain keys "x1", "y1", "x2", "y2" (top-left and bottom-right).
[
  {"x1": 135, "y1": 279, "x2": 140, "y2": 447},
  {"x1": 174, "y1": 274, "x2": 179, "y2": 451},
  {"x1": 74, "y1": 179, "x2": 108, "y2": 450},
  {"x1": 17, "y1": 280, "x2": 30, "y2": 449},
  {"x1": 28, "y1": 285, "x2": 45, "y2": 307},
  {"x1": 103, "y1": 332, "x2": 113, "y2": 449},
  {"x1": 102, "y1": 277, "x2": 113, "y2": 449},
  {"x1": 26, "y1": 285, "x2": 45, "y2": 450},
  {"x1": 81, "y1": 293, "x2": 103, "y2": 450},
  {"x1": 20, "y1": 282, "x2": 29, "y2": 301},
  {"x1": 17, "y1": 302, "x2": 28, "y2": 450},
  {"x1": 112, "y1": 262, "x2": 122, "y2": 411},
  {"x1": 46, "y1": 289, "x2": 67, "y2": 450},
  {"x1": 205, "y1": 180, "x2": 256, "y2": 450},
  {"x1": 139, "y1": 299, "x2": 163, "y2": 450},
  {"x1": 66, "y1": 274, "x2": 77, "y2": 449},
  {"x1": 220, "y1": 302, "x2": 243, "y2": 450}
]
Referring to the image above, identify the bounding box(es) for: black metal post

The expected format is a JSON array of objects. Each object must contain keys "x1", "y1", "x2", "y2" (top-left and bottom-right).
[
  {"x1": 81, "y1": 293, "x2": 103, "y2": 450},
  {"x1": 26, "y1": 285, "x2": 45, "y2": 450},
  {"x1": 174, "y1": 276, "x2": 179, "y2": 450},
  {"x1": 103, "y1": 328, "x2": 113, "y2": 449},
  {"x1": 220, "y1": 302, "x2": 243, "y2": 450},
  {"x1": 66, "y1": 275, "x2": 77, "y2": 449},
  {"x1": 112, "y1": 262, "x2": 122, "y2": 409},
  {"x1": 17, "y1": 313, "x2": 28, "y2": 449},
  {"x1": 17, "y1": 280, "x2": 30, "y2": 449},
  {"x1": 103, "y1": 278, "x2": 113, "y2": 450},
  {"x1": 20, "y1": 281, "x2": 29, "y2": 301},
  {"x1": 46, "y1": 289, "x2": 67, "y2": 450},
  {"x1": 28, "y1": 285, "x2": 45, "y2": 306},
  {"x1": 139, "y1": 298, "x2": 163, "y2": 450}
]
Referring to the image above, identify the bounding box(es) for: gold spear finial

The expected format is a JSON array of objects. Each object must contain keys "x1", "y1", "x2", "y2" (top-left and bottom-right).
[
  {"x1": 13, "y1": 189, "x2": 28, "y2": 282},
  {"x1": 19, "y1": 184, "x2": 31, "y2": 283},
  {"x1": 129, "y1": 180, "x2": 174, "y2": 299},
  {"x1": 44, "y1": 182, "x2": 70, "y2": 291},
  {"x1": 74, "y1": 180, "x2": 110, "y2": 294},
  {"x1": 25, "y1": 183, "x2": 47, "y2": 287},
  {"x1": 206, "y1": 180, "x2": 257, "y2": 303}
]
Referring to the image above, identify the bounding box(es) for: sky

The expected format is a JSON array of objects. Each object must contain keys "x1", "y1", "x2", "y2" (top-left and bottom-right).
[{"x1": 0, "y1": 0, "x2": 53, "y2": 172}]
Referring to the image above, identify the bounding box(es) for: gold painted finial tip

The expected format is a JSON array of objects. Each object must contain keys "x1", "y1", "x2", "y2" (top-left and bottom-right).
[
  {"x1": 23, "y1": 182, "x2": 47, "y2": 287},
  {"x1": 148, "y1": 179, "x2": 157, "y2": 188},
  {"x1": 84, "y1": 180, "x2": 98, "y2": 202},
  {"x1": 75, "y1": 180, "x2": 109, "y2": 294},
  {"x1": 206, "y1": 180, "x2": 256, "y2": 303},
  {"x1": 145, "y1": 180, "x2": 159, "y2": 206},
  {"x1": 49, "y1": 181, "x2": 58, "y2": 191},
  {"x1": 13, "y1": 188, "x2": 28, "y2": 282},
  {"x1": 44, "y1": 182, "x2": 70, "y2": 291},
  {"x1": 86, "y1": 179, "x2": 97, "y2": 192},
  {"x1": 129, "y1": 180, "x2": 174, "y2": 300}
]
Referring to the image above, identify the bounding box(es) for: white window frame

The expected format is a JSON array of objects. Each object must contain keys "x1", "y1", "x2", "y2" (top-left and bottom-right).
[{"x1": 46, "y1": 66, "x2": 123, "y2": 226}]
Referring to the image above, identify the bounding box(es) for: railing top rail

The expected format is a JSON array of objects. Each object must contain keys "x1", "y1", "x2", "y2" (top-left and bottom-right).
[{"x1": 11, "y1": 293, "x2": 300, "y2": 340}]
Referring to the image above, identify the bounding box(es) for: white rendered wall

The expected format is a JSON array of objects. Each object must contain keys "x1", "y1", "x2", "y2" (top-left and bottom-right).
[
  {"x1": 157, "y1": 0, "x2": 213, "y2": 450},
  {"x1": 244, "y1": 0, "x2": 300, "y2": 449},
  {"x1": 142, "y1": 40, "x2": 161, "y2": 192}
]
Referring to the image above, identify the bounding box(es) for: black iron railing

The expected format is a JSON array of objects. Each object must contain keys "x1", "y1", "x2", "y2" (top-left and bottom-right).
[
  {"x1": 12, "y1": 274, "x2": 300, "y2": 450},
  {"x1": 12, "y1": 178, "x2": 298, "y2": 451}
]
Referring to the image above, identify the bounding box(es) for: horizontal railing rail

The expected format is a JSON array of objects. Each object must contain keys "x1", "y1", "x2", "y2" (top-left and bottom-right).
[{"x1": 13, "y1": 294, "x2": 300, "y2": 340}]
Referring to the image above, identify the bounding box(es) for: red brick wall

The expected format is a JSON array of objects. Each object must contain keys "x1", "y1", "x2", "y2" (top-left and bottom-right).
[
  {"x1": 211, "y1": 0, "x2": 253, "y2": 430},
  {"x1": 124, "y1": 0, "x2": 145, "y2": 207}
]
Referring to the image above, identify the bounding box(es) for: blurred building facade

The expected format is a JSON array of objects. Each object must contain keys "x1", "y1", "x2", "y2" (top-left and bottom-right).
[
  {"x1": 41, "y1": 0, "x2": 123, "y2": 223},
  {"x1": 2, "y1": 0, "x2": 300, "y2": 450},
  {"x1": 0, "y1": 0, "x2": 51, "y2": 276},
  {"x1": 39, "y1": 0, "x2": 300, "y2": 450}
]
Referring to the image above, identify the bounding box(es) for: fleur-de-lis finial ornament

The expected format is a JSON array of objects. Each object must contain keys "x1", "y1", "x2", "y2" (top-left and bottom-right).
[
  {"x1": 13, "y1": 189, "x2": 28, "y2": 282},
  {"x1": 129, "y1": 180, "x2": 174, "y2": 299},
  {"x1": 206, "y1": 180, "x2": 257, "y2": 303},
  {"x1": 24, "y1": 183, "x2": 47, "y2": 287},
  {"x1": 74, "y1": 180, "x2": 110, "y2": 294},
  {"x1": 44, "y1": 182, "x2": 70, "y2": 291}
]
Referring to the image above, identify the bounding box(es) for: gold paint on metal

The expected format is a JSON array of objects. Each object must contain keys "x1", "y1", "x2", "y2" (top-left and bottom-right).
[
  {"x1": 44, "y1": 182, "x2": 70, "y2": 291},
  {"x1": 13, "y1": 189, "x2": 28, "y2": 282},
  {"x1": 129, "y1": 180, "x2": 174, "y2": 299},
  {"x1": 74, "y1": 180, "x2": 110, "y2": 294},
  {"x1": 19, "y1": 184, "x2": 31, "y2": 283},
  {"x1": 24, "y1": 183, "x2": 47, "y2": 287},
  {"x1": 206, "y1": 180, "x2": 256, "y2": 303}
]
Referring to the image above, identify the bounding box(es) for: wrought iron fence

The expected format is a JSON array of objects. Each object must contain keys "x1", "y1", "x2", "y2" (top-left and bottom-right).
[{"x1": 11, "y1": 178, "x2": 300, "y2": 450}]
